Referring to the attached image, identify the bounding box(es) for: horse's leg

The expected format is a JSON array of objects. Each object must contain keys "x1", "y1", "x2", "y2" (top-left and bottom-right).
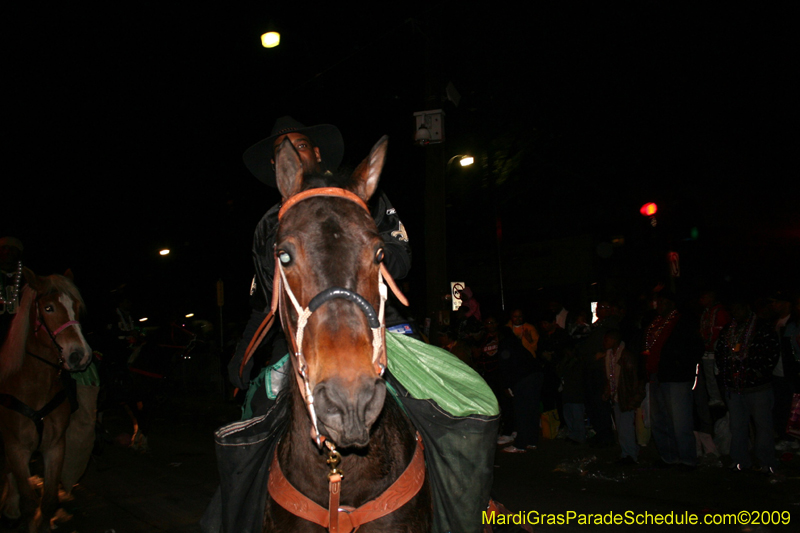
[
  {"x1": 1, "y1": 471, "x2": 21, "y2": 523},
  {"x1": 122, "y1": 401, "x2": 140, "y2": 448},
  {"x1": 3, "y1": 446, "x2": 38, "y2": 529},
  {"x1": 38, "y1": 435, "x2": 66, "y2": 533},
  {"x1": 61, "y1": 383, "x2": 100, "y2": 494}
]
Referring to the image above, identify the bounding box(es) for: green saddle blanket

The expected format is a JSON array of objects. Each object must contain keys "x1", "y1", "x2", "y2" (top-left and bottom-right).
[{"x1": 385, "y1": 332, "x2": 498, "y2": 417}]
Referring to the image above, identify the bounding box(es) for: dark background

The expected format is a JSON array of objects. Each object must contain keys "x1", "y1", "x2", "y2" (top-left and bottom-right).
[{"x1": 5, "y1": 2, "x2": 797, "y2": 330}]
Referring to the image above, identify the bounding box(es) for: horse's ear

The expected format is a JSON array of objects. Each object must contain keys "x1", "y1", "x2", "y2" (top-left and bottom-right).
[
  {"x1": 22, "y1": 267, "x2": 40, "y2": 290},
  {"x1": 64, "y1": 269, "x2": 74, "y2": 281},
  {"x1": 275, "y1": 137, "x2": 304, "y2": 200},
  {"x1": 351, "y1": 135, "x2": 387, "y2": 203}
]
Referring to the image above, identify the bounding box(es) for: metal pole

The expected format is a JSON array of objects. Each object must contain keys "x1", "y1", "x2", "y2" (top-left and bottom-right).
[{"x1": 495, "y1": 216, "x2": 505, "y2": 311}]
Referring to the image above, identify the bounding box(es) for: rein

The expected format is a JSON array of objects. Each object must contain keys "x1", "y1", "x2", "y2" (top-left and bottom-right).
[{"x1": 26, "y1": 350, "x2": 62, "y2": 371}]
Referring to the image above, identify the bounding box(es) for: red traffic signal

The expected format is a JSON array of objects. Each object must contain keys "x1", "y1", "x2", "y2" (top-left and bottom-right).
[{"x1": 639, "y1": 202, "x2": 658, "y2": 217}]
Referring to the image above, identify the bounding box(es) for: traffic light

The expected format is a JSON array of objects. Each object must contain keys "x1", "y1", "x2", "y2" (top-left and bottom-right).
[
  {"x1": 640, "y1": 202, "x2": 658, "y2": 226},
  {"x1": 639, "y1": 202, "x2": 658, "y2": 217}
]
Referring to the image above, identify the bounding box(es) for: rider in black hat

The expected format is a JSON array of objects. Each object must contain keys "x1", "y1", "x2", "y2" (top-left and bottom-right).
[
  {"x1": 242, "y1": 116, "x2": 344, "y2": 187},
  {"x1": 228, "y1": 116, "x2": 412, "y2": 395}
]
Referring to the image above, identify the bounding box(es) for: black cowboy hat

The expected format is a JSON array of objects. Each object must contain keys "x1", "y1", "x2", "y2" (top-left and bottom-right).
[{"x1": 242, "y1": 116, "x2": 344, "y2": 187}]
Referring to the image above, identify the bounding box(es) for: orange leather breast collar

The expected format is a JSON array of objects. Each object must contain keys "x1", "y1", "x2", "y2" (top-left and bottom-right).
[{"x1": 268, "y1": 433, "x2": 426, "y2": 533}]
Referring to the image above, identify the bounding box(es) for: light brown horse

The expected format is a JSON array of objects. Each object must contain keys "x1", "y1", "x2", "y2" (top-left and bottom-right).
[
  {"x1": 262, "y1": 136, "x2": 431, "y2": 532},
  {"x1": 0, "y1": 269, "x2": 92, "y2": 532}
]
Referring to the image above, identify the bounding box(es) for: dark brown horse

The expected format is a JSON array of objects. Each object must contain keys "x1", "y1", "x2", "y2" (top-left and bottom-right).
[
  {"x1": 262, "y1": 136, "x2": 431, "y2": 532},
  {"x1": 0, "y1": 269, "x2": 92, "y2": 532}
]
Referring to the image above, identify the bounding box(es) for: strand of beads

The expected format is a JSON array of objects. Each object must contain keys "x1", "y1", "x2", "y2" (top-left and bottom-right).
[{"x1": 0, "y1": 261, "x2": 22, "y2": 314}]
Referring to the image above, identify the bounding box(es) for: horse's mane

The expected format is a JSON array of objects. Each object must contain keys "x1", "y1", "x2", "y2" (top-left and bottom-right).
[{"x1": 0, "y1": 274, "x2": 84, "y2": 381}]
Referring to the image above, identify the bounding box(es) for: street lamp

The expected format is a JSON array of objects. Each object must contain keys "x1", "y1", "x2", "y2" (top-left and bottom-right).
[
  {"x1": 447, "y1": 154, "x2": 473, "y2": 169},
  {"x1": 261, "y1": 31, "x2": 280, "y2": 48}
]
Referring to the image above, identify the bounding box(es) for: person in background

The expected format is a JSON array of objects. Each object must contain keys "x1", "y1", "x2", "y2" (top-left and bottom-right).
[
  {"x1": 568, "y1": 309, "x2": 592, "y2": 341},
  {"x1": 507, "y1": 308, "x2": 538, "y2": 358},
  {"x1": 539, "y1": 312, "x2": 573, "y2": 437},
  {"x1": 699, "y1": 290, "x2": 730, "y2": 408},
  {"x1": 548, "y1": 298, "x2": 571, "y2": 331},
  {"x1": 644, "y1": 290, "x2": 703, "y2": 470},
  {"x1": 460, "y1": 287, "x2": 482, "y2": 326},
  {"x1": 557, "y1": 343, "x2": 586, "y2": 445},
  {"x1": 716, "y1": 296, "x2": 780, "y2": 474},
  {"x1": 769, "y1": 290, "x2": 800, "y2": 453},
  {"x1": 603, "y1": 329, "x2": 646, "y2": 465},
  {"x1": 497, "y1": 326, "x2": 544, "y2": 454},
  {"x1": 577, "y1": 300, "x2": 619, "y2": 449},
  {"x1": 437, "y1": 327, "x2": 472, "y2": 367},
  {"x1": 479, "y1": 316, "x2": 514, "y2": 444}
]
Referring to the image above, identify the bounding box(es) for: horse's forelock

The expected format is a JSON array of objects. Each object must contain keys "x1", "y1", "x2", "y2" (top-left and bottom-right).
[
  {"x1": 40, "y1": 275, "x2": 86, "y2": 314},
  {"x1": 300, "y1": 169, "x2": 355, "y2": 192}
]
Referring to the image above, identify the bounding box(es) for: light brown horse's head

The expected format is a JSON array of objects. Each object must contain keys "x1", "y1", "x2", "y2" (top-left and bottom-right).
[
  {"x1": 24, "y1": 268, "x2": 93, "y2": 372},
  {"x1": 275, "y1": 136, "x2": 389, "y2": 448}
]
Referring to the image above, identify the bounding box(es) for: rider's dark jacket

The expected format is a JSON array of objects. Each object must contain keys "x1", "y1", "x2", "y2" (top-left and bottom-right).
[{"x1": 227, "y1": 189, "x2": 411, "y2": 389}]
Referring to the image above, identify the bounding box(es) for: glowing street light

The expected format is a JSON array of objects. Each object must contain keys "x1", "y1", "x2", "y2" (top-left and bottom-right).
[
  {"x1": 159, "y1": 249, "x2": 170, "y2": 256},
  {"x1": 447, "y1": 154, "x2": 474, "y2": 169},
  {"x1": 261, "y1": 31, "x2": 280, "y2": 48}
]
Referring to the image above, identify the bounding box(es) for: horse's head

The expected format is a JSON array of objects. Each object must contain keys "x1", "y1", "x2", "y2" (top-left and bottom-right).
[
  {"x1": 275, "y1": 136, "x2": 389, "y2": 448},
  {"x1": 24, "y1": 268, "x2": 93, "y2": 372}
]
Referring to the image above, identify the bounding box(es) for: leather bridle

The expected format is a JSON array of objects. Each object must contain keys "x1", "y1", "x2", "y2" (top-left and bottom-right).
[
  {"x1": 30, "y1": 295, "x2": 81, "y2": 368},
  {"x1": 241, "y1": 186, "x2": 423, "y2": 533},
  {"x1": 240, "y1": 187, "x2": 408, "y2": 447}
]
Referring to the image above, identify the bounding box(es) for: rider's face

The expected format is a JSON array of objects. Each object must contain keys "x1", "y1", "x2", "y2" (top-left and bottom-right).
[
  {"x1": 272, "y1": 133, "x2": 321, "y2": 175},
  {"x1": 0, "y1": 245, "x2": 21, "y2": 272}
]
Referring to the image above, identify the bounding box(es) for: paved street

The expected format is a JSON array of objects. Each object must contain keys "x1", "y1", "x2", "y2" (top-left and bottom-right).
[{"x1": 9, "y1": 389, "x2": 798, "y2": 533}]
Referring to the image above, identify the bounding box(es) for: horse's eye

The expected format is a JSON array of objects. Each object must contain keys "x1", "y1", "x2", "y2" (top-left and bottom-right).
[
  {"x1": 44, "y1": 305, "x2": 54, "y2": 312},
  {"x1": 278, "y1": 250, "x2": 292, "y2": 265},
  {"x1": 374, "y1": 247, "x2": 385, "y2": 264}
]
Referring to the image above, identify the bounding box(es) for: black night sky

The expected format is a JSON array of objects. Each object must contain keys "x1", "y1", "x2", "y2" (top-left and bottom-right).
[{"x1": 5, "y1": 2, "x2": 797, "y2": 328}]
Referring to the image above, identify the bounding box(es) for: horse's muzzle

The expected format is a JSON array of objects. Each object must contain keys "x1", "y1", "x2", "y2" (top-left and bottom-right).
[
  {"x1": 314, "y1": 377, "x2": 386, "y2": 448},
  {"x1": 65, "y1": 346, "x2": 92, "y2": 373}
]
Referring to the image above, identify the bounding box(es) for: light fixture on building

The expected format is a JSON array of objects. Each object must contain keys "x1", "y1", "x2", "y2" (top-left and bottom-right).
[{"x1": 413, "y1": 110, "x2": 445, "y2": 146}]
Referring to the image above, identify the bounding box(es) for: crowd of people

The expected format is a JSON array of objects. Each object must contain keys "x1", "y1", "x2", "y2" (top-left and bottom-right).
[{"x1": 437, "y1": 285, "x2": 800, "y2": 476}]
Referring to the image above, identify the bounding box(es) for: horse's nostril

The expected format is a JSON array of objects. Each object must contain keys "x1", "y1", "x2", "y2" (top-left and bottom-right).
[{"x1": 69, "y1": 350, "x2": 86, "y2": 367}]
